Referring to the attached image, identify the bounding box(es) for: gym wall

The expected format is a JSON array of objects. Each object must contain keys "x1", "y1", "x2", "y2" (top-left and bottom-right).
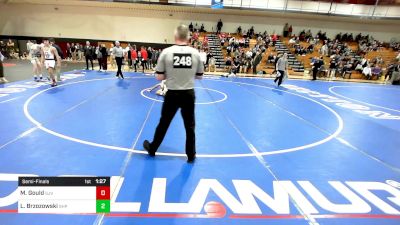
[{"x1": 0, "y1": 2, "x2": 399, "y2": 43}]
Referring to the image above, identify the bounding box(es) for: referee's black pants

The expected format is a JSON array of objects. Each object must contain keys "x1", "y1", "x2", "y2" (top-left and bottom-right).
[
  {"x1": 274, "y1": 70, "x2": 285, "y2": 86},
  {"x1": 151, "y1": 89, "x2": 196, "y2": 158},
  {"x1": 0, "y1": 60, "x2": 4, "y2": 78},
  {"x1": 115, "y1": 57, "x2": 123, "y2": 77},
  {"x1": 86, "y1": 56, "x2": 93, "y2": 70}
]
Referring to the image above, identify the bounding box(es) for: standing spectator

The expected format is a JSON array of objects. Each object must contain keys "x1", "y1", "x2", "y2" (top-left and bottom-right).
[
  {"x1": 312, "y1": 56, "x2": 323, "y2": 80},
  {"x1": 272, "y1": 33, "x2": 278, "y2": 47},
  {"x1": 0, "y1": 41, "x2": 6, "y2": 56},
  {"x1": 140, "y1": 46, "x2": 148, "y2": 72},
  {"x1": 208, "y1": 54, "x2": 216, "y2": 73},
  {"x1": 6, "y1": 39, "x2": 15, "y2": 58},
  {"x1": 199, "y1": 48, "x2": 207, "y2": 69},
  {"x1": 328, "y1": 58, "x2": 337, "y2": 79},
  {"x1": 75, "y1": 43, "x2": 80, "y2": 61},
  {"x1": 274, "y1": 53, "x2": 288, "y2": 86},
  {"x1": 252, "y1": 51, "x2": 262, "y2": 74},
  {"x1": 0, "y1": 51, "x2": 8, "y2": 83},
  {"x1": 147, "y1": 47, "x2": 153, "y2": 70},
  {"x1": 126, "y1": 43, "x2": 132, "y2": 70},
  {"x1": 225, "y1": 56, "x2": 232, "y2": 74},
  {"x1": 237, "y1": 26, "x2": 242, "y2": 35},
  {"x1": 95, "y1": 44, "x2": 102, "y2": 71},
  {"x1": 217, "y1": 19, "x2": 223, "y2": 34},
  {"x1": 151, "y1": 48, "x2": 158, "y2": 69},
  {"x1": 66, "y1": 43, "x2": 72, "y2": 60},
  {"x1": 288, "y1": 25, "x2": 293, "y2": 37},
  {"x1": 131, "y1": 45, "x2": 138, "y2": 72},
  {"x1": 283, "y1": 23, "x2": 289, "y2": 37},
  {"x1": 26, "y1": 40, "x2": 33, "y2": 56},
  {"x1": 112, "y1": 41, "x2": 125, "y2": 79},
  {"x1": 84, "y1": 41, "x2": 94, "y2": 70},
  {"x1": 100, "y1": 44, "x2": 108, "y2": 72},
  {"x1": 109, "y1": 43, "x2": 116, "y2": 69},
  {"x1": 70, "y1": 43, "x2": 76, "y2": 61},
  {"x1": 189, "y1": 22, "x2": 194, "y2": 32}
]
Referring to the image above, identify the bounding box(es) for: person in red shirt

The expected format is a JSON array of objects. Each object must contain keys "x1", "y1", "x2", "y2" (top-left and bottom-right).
[
  {"x1": 140, "y1": 46, "x2": 148, "y2": 73},
  {"x1": 131, "y1": 45, "x2": 138, "y2": 72},
  {"x1": 272, "y1": 33, "x2": 278, "y2": 46}
]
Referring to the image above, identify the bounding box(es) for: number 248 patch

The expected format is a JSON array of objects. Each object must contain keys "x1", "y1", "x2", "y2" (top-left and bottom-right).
[{"x1": 173, "y1": 53, "x2": 192, "y2": 68}]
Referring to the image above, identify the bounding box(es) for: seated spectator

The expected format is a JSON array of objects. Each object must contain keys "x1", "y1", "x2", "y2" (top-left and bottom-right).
[
  {"x1": 306, "y1": 44, "x2": 314, "y2": 53},
  {"x1": 371, "y1": 65, "x2": 382, "y2": 79},
  {"x1": 225, "y1": 56, "x2": 232, "y2": 73},
  {"x1": 328, "y1": 59, "x2": 337, "y2": 78},
  {"x1": 208, "y1": 55, "x2": 216, "y2": 73},
  {"x1": 288, "y1": 37, "x2": 296, "y2": 47},
  {"x1": 362, "y1": 64, "x2": 372, "y2": 80},
  {"x1": 267, "y1": 53, "x2": 275, "y2": 63},
  {"x1": 232, "y1": 56, "x2": 241, "y2": 75}
]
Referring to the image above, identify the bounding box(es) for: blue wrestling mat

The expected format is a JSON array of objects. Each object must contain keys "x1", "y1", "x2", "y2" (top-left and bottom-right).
[{"x1": 0, "y1": 70, "x2": 399, "y2": 225}]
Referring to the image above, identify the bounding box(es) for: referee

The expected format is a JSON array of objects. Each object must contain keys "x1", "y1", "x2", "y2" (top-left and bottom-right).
[{"x1": 143, "y1": 25, "x2": 204, "y2": 163}]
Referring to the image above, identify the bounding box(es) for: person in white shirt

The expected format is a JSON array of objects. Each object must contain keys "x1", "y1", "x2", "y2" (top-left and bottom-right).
[
  {"x1": 288, "y1": 37, "x2": 296, "y2": 47},
  {"x1": 0, "y1": 51, "x2": 8, "y2": 83},
  {"x1": 362, "y1": 64, "x2": 372, "y2": 80},
  {"x1": 109, "y1": 43, "x2": 116, "y2": 69},
  {"x1": 199, "y1": 48, "x2": 207, "y2": 69}
]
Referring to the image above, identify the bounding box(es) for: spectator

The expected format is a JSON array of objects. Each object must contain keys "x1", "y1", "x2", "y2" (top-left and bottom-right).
[
  {"x1": 199, "y1": 48, "x2": 207, "y2": 69},
  {"x1": 70, "y1": 43, "x2": 76, "y2": 61},
  {"x1": 225, "y1": 56, "x2": 232, "y2": 73},
  {"x1": 131, "y1": 45, "x2": 138, "y2": 72},
  {"x1": 252, "y1": 51, "x2": 262, "y2": 74},
  {"x1": 189, "y1": 22, "x2": 194, "y2": 32},
  {"x1": 288, "y1": 25, "x2": 293, "y2": 37},
  {"x1": 100, "y1": 44, "x2": 108, "y2": 72},
  {"x1": 0, "y1": 41, "x2": 6, "y2": 56},
  {"x1": 237, "y1": 26, "x2": 242, "y2": 35},
  {"x1": 328, "y1": 58, "x2": 337, "y2": 79},
  {"x1": 200, "y1": 24, "x2": 205, "y2": 32},
  {"x1": 217, "y1": 19, "x2": 223, "y2": 34},
  {"x1": 283, "y1": 23, "x2": 289, "y2": 37},
  {"x1": 208, "y1": 54, "x2": 216, "y2": 73},
  {"x1": 109, "y1": 43, "x2": 116, "y2": 69},
  {"x1": 288, "y1": 37, "x2": 296, "y2": 47},
  {"x1": 320, "y1": 42, "x2": 328, "y2": 56},
  {"x1": 66, "y1": 43, "x2": 72, "y2": 60},
  {"x1": 0, "y1": 51, "x2": 8, "y2": 83},
  {"x1": 84, "y1": 41, "x2": 94, "y2": 70},
  {"x1": 95, "y1": 44, "x2": 102, "y2": 71},
  {"x1": 362, "y1": 64, "x2": 372, "y2": 80},
  {"x1": 140, "y1": 46, "x2": 148, "y2": 73},
  {"x1": 147, "y1": 47, "x2": 153, "y2": 70},
  {"x1": 371, "y1": 65, "x2": 382, "y2": 79},
  {"x1": 6, "y1": 39, "x2": 15, "y2": 58},
  {"x1": 311, "y1": 56, "x2": 323, "y2": 80}
]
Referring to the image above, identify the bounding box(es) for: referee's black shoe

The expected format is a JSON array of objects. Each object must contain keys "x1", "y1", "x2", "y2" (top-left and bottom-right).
[
  {"x1": 187, "y1": 154, "x2": 196, "y2": 163},
  {"x1": 143, "y1": 140, "x2": 155, "y2": 157}
]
